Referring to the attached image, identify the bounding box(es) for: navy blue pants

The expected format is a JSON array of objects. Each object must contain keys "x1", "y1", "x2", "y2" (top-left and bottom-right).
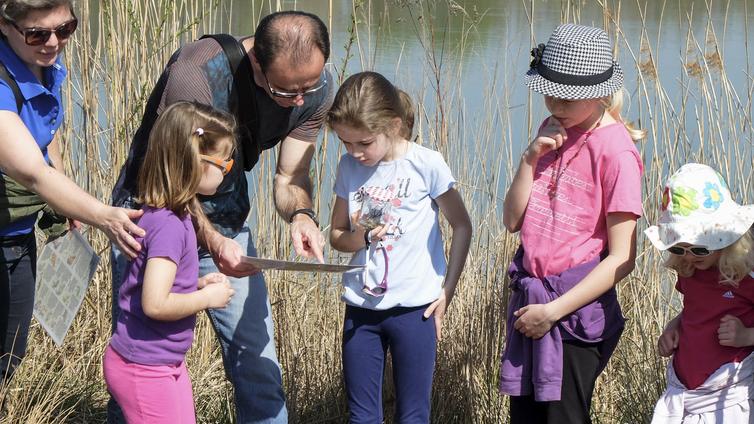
[
  {"x1": 0, "y1": 232, "x2": 36, "y2": 386},
  {"x1": 342, "y1": 304, "x2": 436, "y2": 424}
]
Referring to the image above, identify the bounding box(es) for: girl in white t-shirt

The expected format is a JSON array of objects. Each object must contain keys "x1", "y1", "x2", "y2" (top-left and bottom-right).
[{"x1": 327, "y1": 71, "x2": 472, "y2": 423}]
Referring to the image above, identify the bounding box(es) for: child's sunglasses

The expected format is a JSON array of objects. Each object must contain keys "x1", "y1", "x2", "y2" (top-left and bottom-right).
[
  {"x1": 200, "y1": 155, "x2": 234, "y2": 176},
  {"x1": 362, "y1": 244, "x2": 389, "y2": 297},
  {"x1": 667, "y1": 245, "x2": 712, "y2": 257},
  {"x1": 11, "y1": 18, "x2": 78, "y2": 46}
]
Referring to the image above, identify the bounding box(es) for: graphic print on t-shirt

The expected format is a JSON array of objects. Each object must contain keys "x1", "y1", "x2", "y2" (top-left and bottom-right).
[
  {"x1": 526, "y1": 159, "x2": 595, "y2": 244},
  {"x1": 355, "y1": 179, "x2": 409, "y2": 252}
]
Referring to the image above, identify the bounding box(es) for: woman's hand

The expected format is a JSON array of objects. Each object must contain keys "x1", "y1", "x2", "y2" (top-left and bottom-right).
[
  {"x1": 524, "y1": 116, "x2": 567, "y2": 164},
  {"x1": 718, "y1": 315, "x2": 754, "y2": 348},
  {"x1": 98, "y1": 206, "x2": 145, "y2": 258},
  {"x1": 513, "y1": 303, "x2": 559, "y2": 339}
]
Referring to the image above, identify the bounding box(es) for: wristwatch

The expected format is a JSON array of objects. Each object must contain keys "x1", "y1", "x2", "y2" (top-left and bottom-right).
[{"x1": 289, "y1": 208, "x2": 319, "y2": 227}]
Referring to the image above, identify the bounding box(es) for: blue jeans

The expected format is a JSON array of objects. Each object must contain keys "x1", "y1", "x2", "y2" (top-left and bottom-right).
[
  {"x1": 342, "y1": 305, "x2": 436, "y2": 424},
  {"x1": 108, "y1": 227, "x2": 288, "y2": 423}
]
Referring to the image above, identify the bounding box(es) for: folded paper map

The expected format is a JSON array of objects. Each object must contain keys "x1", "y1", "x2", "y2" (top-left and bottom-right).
[
  {"x1": 241, "y1": 256, "x2": 364, "y2": 273},
  {"x1": 34, "y1": 230, "x2": 100, "y2": 346}
]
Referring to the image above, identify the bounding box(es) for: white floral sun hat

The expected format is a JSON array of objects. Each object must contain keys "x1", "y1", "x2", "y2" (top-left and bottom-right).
[{"x1": 645, "y1": 163, "x2": 754, "y2": 251}]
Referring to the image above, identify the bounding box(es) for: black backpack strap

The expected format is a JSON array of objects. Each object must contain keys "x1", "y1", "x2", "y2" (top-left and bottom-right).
[
  {"x1": 0, "y1": 61, "x2": 23, "y2": 113},
  {"x1": 200, "y1": 34, "x2": 261, "y2": 171}
]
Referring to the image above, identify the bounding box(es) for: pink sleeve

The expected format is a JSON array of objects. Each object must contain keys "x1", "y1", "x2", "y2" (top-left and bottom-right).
[{"x1": 602, "y1": 150, "x2": 643, "y2": 218}]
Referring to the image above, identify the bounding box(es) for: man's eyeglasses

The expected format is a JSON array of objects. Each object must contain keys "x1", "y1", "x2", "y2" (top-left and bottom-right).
[
  {"x1": 11, "y1": 18, "x2": 78, "y2": 46},
  {"x1": 667, "y1": 245, "x2": 713, "y2": 257},
  {"x1": 200, "y1": 154, "x2": 234, "y2": 176},
  {"x1": 263, "y1": 72, "x2": 327, "y2": 99}
]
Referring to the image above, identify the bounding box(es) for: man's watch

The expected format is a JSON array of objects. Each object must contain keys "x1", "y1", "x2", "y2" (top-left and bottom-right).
[{"x1": 289, "y1": 208, "x2": 319, "y2": 227}]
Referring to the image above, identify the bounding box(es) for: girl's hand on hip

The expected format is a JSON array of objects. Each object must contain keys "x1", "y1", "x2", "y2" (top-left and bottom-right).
[
  {"x1": 513, "y1": 303, "x2": 558, "y2": 339},
  {"x1": 424, "y1": 290, "x2": 452, "y2": 341},
  {"x1": 718, "y1": 315, "x2": 754, "y2": 347},
  {"x1": 202, "y1": 280, "x2": 234, "y2": 309},
  {"x1": 524, "y1": 116, "x2": 567, "y2": 164}
]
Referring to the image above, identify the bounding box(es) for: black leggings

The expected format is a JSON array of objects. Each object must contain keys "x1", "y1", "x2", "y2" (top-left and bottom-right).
[
  {"x1": 0, "y1": 232, "x2": 37, "y2": 385},
  {"x1": 509, "y1": 339, "x2": 607, "y2": 424}
]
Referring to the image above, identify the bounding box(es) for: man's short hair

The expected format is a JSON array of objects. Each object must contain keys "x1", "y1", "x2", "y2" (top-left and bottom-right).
[{"x1": 253, "y1": 11, "x2": 330, "y2": 73}]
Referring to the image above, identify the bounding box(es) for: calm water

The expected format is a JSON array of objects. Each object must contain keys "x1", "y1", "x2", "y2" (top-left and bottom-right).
[
  {"x1": 221, "y1": 1, "x2": 754, "y2": 181},
  {"x1": 81, "y1": 1, "x2": 754, "y2": 223}
]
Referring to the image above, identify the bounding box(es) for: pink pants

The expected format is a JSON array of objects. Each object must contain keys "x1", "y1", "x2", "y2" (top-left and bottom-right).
[{"x1": 103, "y1": 345, "x2": 196, "y2": 424}]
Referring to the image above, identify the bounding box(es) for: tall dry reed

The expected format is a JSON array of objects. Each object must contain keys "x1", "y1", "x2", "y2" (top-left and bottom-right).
[{"x1": 0, "y1": 1, "x2": 751, "y2": 423}]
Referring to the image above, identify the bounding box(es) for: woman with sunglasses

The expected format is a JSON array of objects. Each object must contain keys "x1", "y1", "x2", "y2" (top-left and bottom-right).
[
  {"x1": 0, "y1": 0, "x2": 144, "y2": 385},
  {"x1": 646, "y1": 163, "x2": 754, "y2": 423}
]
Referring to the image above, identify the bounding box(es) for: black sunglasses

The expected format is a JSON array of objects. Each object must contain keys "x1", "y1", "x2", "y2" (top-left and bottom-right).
[
  {"x1": 667, "y1": 245, "x2": 712, "y2": 257},
  {"x1": 11, "y1": 17, "x2": 78, "y2": 46}
]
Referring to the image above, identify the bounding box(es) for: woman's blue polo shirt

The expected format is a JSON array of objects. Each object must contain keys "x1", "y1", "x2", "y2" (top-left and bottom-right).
[{"x1": 0, "y1": 40, "x2": 67, "y2": 236}]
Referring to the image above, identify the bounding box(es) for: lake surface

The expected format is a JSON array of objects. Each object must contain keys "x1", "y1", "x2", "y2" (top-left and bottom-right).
[
  {"x1": 81, "y1": 1, "x2": 754, "y2": 220},
  {"x1": 226, "y1": 1, "x2": 753, "y2": 189}
]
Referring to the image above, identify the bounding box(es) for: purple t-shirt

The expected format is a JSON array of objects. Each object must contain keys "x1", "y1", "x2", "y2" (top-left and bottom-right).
[{"x1": 110, "y1": 206, "x2": 199, "y2": 366}]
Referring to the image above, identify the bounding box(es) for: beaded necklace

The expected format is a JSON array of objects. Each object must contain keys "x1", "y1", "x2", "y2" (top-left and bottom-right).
[{"x1": 547, "y1": 109, "x2": 606, "y2": 198}]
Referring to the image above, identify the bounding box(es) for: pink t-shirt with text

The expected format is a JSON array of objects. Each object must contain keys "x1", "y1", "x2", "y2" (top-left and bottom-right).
[{"x1": 519, "y1": 121, "x2": 643, "y2": 277}]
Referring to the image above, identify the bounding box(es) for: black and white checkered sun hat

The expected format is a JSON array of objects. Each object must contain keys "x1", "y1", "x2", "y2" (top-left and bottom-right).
[{"x1": 525, "y1": 24, "x2": 623, "y2": 100}]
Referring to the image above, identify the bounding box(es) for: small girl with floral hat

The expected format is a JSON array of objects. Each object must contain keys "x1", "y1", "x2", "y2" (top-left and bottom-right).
[{"x1": 646, "y1": 163, "x2": 754, "y2": 423}]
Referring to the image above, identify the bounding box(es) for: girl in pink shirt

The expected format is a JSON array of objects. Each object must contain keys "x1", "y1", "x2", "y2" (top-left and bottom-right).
[
  {"x1": 501, "y1": 24, "x2": 645, "y2": 423},
  {"x1": 646, "y1": 163, "x2": 754, "y2": 423}
]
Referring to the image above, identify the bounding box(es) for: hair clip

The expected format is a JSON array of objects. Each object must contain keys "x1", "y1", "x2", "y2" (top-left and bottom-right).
[{"x1": 195, "y1": 127, "x2": 204, "y2": 136}]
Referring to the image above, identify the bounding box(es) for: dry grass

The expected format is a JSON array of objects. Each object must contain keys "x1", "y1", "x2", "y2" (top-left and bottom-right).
[{"x1": 0, "y1": 0, "x2": 752, "y2": 423}]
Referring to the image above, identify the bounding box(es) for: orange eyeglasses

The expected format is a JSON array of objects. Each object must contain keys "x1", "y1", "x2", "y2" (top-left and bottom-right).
[{"x1": 200, "y1": 154, "x2": 234, "y2": 176}]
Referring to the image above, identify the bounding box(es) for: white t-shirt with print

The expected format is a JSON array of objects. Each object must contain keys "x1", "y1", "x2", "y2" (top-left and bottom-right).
[{"x1": 334, "y1": 143, "x2": 456, "y2": 310}]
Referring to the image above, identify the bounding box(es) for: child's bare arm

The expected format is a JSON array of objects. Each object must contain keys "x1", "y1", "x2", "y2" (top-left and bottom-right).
[
  {"x1": 503, "y1": 117, "x2": 567, "y2": 232},
  {"x1": 658, "y1": 313, "x2": 681, "y2": 357},
  {"x1": 434, "y1": 188, "x2": 472, "y2": 303},
  {"x1": 330, "y1": 196, "x2": 372, "y2": 253},
  {"x1": 141, "y1": 258, "x2": 234, "y2": 321},
  {"x1": 423, "y1": 188, "x2": 472, "y2": 340},
  {"x1": 514, "y1": 212, "x2": 636, "y2": 339}
]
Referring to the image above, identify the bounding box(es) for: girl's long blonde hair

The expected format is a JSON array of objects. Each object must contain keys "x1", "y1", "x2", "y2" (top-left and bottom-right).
[
  {"x1": 326, "y1": 71, "x2": 415, "y2": 140},
  {"x1": 138, "y1": 102, "x2": 235, "y2": 217},
  {"x1": 601, "y1": 89, "x2": 646, "y2": 141},
  {"x1": 665, "y1": 226, "x2": 754, "y2": 286}
]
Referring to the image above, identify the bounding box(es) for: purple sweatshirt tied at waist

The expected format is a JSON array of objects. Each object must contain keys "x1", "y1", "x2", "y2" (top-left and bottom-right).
[{"x1": 500, "y1": 247, "x2": 625, "y2": 401}]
